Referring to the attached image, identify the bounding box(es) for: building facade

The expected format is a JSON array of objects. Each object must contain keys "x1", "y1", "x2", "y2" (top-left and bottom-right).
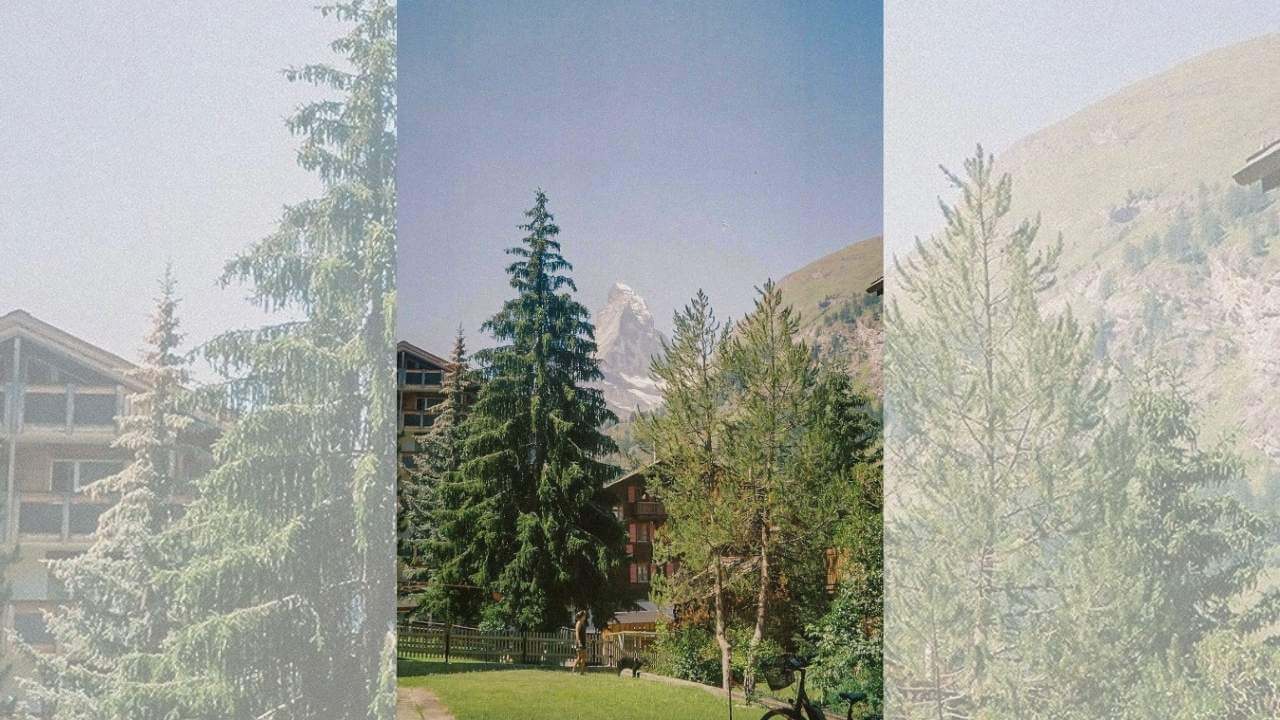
[
  {"x1": 602, "y1": 465, "x2": 670, "y2": 601},
  {"x1": 396, "y1": 340, "x2": 450, "y2": 471},
  {"x1": 0, "y1": 310, "x2": 209, "y2": 654}
]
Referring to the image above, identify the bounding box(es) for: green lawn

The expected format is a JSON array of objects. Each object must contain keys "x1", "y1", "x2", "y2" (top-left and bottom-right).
[{"x1": 399, "y1": 658, "x2": 760, "y2": 720}]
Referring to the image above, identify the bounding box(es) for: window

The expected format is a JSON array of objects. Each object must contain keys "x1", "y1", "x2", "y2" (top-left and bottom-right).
[
  {"x1": 629, "y1": 522, "x2": 651, "y2": 543},
  {"x1": 51, "y1": 462, "x2": 76, "y2": 493},
  {"x1": 69, "y1": 504, "x2": 106, "y2": 536},
  {"x1": 23, "y1": 393, "x2": 66, "y2": 425},
  {"x1": 73, "y1": 394, "x2": 116, "y2": 425},
  {"x1": 633, "y1": 562, "x2": 650, "y2": 584},
  {"x1": 404, "y1": 370, "x2": 443, "y2": 386},
  {"x1": 19, "y1": 504, "x2": 63, "y2": 535},
  {"x1": 51, "y1": 460, "x2": 123, "y2": 493},
  {"x1": 13, "y1": 612, "x2": 53, "y2": 646},
  {"x1": 627, "y1": 486, "x2": 637, "y2": 503}
]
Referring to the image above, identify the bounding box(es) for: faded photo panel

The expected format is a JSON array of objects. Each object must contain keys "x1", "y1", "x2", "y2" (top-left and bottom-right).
[
  {"x1": 1, "y1": 2, "x2": 397, "y2": 717},
  {"x1": 885, "y1": 3, "x2": 1280, "y2": 718},
  {"x1": 395, "y1": 2, "x2": 884, "y2": 718}
]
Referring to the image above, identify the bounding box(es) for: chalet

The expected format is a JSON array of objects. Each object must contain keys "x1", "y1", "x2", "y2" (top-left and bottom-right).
[
  {"x1": 1233, "y1": 138, "x2": 1280, "y2": 191},
  {"x1": 0, "y1": 310, "x2": 207, "y2": 655},
  {"x1": 396, "y1": 340, "x2": 451, "y2": 470},
  {"x1": 867, "y1": 276, "x2": 884, "y2": 296},
  {"x1": 602, "y1": 465, "x2": 670, "y2": 601},
  {"x1": 603, "y1": 463, "x2": 843, "y2": 605}
]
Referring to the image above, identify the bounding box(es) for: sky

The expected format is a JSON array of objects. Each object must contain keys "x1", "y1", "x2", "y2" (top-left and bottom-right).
[
  {"x1": 885, "y1": 0, "x2": 1280, "y2": 256},
  {"x1": 397, "y1": 0, "x2": 884, "y2": 352},
  {"x1": 0, "y1": 3, "x2": 333, "y2": 368}
]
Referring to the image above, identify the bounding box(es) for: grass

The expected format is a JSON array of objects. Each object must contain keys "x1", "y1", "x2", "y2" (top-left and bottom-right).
[{"x1": 399, "y1": 658, "x2": 760, "y2": 720}]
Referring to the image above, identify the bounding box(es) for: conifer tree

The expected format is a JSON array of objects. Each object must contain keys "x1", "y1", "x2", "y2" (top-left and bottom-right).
[
  {"x1": 885, "y1": 147, "x2": 1106, "y2": 718},
  {"x1": 428, "y1": 191, "x2": 626, "y2": 631},
  {"x1": 638, "y1": 290, "x2": 741, "y2": 693},
  {"x1": 166, "y1": 2, "x2": 397, "y2": 717},
  {"x1": 726, "y1": 281, "x2": 843, "y2": 696},
  {"x1": 402, "y1": 329, "x2": 469, "y2": 615},
  {"x1": 17, "y1": 268, "x2": 207, "y2": 719}
]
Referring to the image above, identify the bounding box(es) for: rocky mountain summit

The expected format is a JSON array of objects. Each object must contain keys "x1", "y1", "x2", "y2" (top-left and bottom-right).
[{"x1": 593, "y1": 282, "x2": 665, "y2": 418}]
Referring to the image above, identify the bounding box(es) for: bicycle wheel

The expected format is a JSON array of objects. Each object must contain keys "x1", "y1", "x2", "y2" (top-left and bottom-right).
[{"x1": 760, "y1": 709, "x2": 806, "y2": 720}]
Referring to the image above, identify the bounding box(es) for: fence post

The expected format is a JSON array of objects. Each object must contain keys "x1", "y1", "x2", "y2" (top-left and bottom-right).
[
  {"x1": 520, "y1": 631, "x2": 528, "y2": 665},
  {"x1": 444, "y1": 623, "x2": 451, "y2": 666}
]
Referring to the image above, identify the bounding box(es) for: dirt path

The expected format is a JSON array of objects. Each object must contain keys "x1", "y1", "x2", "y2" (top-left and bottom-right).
[{"x1": 397, "y1": 686, "x2": 455, "y2": 720}]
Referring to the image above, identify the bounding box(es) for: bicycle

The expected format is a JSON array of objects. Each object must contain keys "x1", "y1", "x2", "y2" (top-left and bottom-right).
[{"x1": 758, "y1": 656, "x2": 880, "y2": 720}]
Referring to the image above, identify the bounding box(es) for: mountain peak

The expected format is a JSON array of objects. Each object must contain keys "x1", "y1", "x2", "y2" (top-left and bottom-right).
[{"x1": 594, "y1": 282, "x2": 664, "y2": 416}]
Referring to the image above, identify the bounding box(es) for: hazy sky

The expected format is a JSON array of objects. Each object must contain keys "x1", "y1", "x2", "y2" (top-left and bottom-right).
[
  {"x1": 398, "y1": 1, "x2": 884, "y2": 352},
  {"x1": 885, "y1": 1, "x2": 1280, "y2": 255},
  {"x1": 0, "y1": 3, "x2": 333, "y2": 368}
]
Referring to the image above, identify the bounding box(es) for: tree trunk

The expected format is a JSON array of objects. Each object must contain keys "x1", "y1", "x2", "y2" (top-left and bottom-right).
[
  {"x1": 745, "y1": 521, "x2": 769, "y2": 698},
  {"x1": 713, "y1": 556, "x2": 733, "y2": 694}
]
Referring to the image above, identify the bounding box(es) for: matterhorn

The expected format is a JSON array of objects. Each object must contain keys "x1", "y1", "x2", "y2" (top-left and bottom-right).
[{"x1": 593, "y1": 282, "x2": 665, "y2": 418}]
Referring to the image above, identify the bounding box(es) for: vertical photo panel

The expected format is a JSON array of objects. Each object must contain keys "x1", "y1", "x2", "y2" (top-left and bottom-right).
[
  {"x1": 884, "y1": 3, "x2": 1280, "y2": 718},
  {"x1": 395, "y1": 2, "x2": 884, "y2": 719},
  {"x1": 0, "y1": 2, "x2": 397, "y2": 717}
]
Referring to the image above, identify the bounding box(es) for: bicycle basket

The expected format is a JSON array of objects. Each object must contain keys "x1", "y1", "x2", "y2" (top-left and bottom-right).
[{"x1": 762, "y1": 663, "x2": 795, "y2": 691}]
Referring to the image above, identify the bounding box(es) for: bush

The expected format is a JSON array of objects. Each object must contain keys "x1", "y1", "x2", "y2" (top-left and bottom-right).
[
  {"x1": 803, "y1": 573, "x2": 882, "y2": 711},
  {"x1": 728, "y1": 626, "x2": 785, "y2": 699},
  {"x1": 649, "y1": 622, "x2": 723, "y2": 686}
]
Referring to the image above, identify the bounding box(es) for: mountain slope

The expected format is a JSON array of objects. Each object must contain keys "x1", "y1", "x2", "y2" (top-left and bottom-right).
[
  {"x1": 777, "y1": 236, "x2": 884, "y2": 393},
  {"x1": 966, "y1": 33, "x2": 1280, "y2": 501}
]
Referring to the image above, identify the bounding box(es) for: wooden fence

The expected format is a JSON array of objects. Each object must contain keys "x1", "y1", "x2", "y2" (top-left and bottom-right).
[{"x1": 397, "y1": 621, "x2": 656, "y2": 668}]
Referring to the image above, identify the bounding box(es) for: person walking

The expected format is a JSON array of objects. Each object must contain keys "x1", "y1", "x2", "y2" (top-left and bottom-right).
[{"x1": 572, "y1": 609, "x2": 590, "y2": 674}]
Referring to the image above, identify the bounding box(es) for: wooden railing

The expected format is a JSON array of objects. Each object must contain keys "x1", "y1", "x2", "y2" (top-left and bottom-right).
[{"x1": 397, "y1": 621, "x2": 655, "y2": 667}]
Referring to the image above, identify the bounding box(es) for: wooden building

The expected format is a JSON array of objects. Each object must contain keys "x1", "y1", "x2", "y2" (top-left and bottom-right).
[
  {"x1": 0, "y1": 310, "x2": 208, "y2": 655},
  {"x1": 396, "y1": 340, "x2": 451, "y2": 470},
  {"x1": 602, "y1": 464, "x2": 671, "y2": 600}
]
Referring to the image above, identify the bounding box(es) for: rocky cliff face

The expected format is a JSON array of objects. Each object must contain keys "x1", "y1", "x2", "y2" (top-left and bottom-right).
[{"x1": 593, "y1": 283, "x2": 665, "y2": 418}]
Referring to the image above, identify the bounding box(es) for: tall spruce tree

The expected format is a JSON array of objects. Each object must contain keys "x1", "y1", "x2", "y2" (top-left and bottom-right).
[
  {"x1": 428, "y1": 191, "x2": 626, "y2": 631},
  {"x1": 884, "y1": 147, "x2": 1106, "y2": 718},
  {"x1": 167, "y1": 2, "x2": 397, "y2": 717},
  {"x1": 17, "y1": 268, "x2": 207, "y2": 719}
]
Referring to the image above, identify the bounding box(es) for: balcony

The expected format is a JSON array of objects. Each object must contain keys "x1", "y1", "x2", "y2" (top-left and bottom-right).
[{"x1": 634, "y1": 501, "x2": 664, "y2": 518}]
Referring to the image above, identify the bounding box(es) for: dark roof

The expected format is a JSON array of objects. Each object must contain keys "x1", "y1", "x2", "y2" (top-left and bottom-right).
[
  {"x1": 0, "y1": 308, "x2": 143, "y2": 389},
  {"x1": 603, "y1": 462, "x2": 659, "y2": 490},
  {"x1": 396, "y1": 339, "x2": 453, "y2": 369},
  {"x1": 1233, "y1": 138, "x2": 1280, "y2": 190},
  {"x1": 866, "y1": 276, "x2": 884, "y2": 296}
]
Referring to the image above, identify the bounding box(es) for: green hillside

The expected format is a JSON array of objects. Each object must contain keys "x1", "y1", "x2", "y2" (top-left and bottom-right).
[
  {"x1": 966, "y1": 33, "x2": 1280, "y2": 505},
  {"x1": 777, "y1": 235, "x2": 884, "y2": 392}
]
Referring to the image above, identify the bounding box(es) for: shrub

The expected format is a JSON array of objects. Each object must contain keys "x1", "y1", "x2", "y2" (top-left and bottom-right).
[
  {"x1": 649, "y1": 622, "x2": 723, "y2": 686},
  {"x1": 803, "y1": 572, "x2": 882, "y2": 711}
]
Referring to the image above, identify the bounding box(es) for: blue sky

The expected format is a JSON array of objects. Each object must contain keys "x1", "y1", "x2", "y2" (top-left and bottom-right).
[
  {"x1": 397, "y1": 0, "x2": 884, "y2": 352},
  {"x1": 0, "y1": 3, "x2": 335, "y2": 367},
  {"x1": 885, "y1": 1, "x2": 1280, "y2": 254}
]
